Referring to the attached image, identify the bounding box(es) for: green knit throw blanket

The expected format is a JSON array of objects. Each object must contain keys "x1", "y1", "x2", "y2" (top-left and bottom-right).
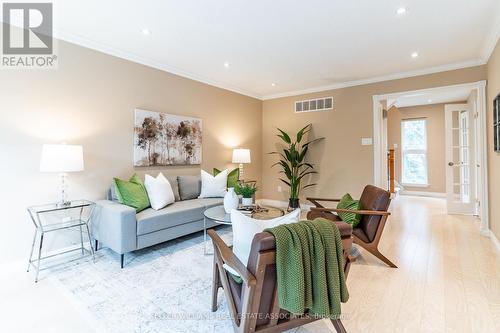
[{"x1": 264, "y1": 218, "x2": 349, "y2": 318}]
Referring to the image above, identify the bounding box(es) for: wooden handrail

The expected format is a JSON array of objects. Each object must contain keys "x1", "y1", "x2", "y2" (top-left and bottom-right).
[{"x1": 388, "y1": 149, "x2": 395, "y2": 193}]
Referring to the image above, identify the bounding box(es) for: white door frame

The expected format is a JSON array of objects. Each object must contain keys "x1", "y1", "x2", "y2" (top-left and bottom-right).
[{"x1": 372, "y1": 81, "x2": 489, "y2": 234}]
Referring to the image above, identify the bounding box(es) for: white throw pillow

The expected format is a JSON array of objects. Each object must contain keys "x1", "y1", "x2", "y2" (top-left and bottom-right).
[
  {"x1": 199, "y1": 169, "x2": 228, "y2": 198},
  {"x1": 144, "y1": 173, "x2": 175, "y2": 210},
  {"x1": 225, "y1": 208, "x2": 301, "y2": 277}
]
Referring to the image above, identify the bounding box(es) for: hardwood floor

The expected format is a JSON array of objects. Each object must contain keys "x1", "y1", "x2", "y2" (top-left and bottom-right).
[
  {"x1": 1, "y1": 195, "x2": 499, "y2": 333},
  {"x1": 316, "y1": 195, "x2": 500, "y2": 333}
]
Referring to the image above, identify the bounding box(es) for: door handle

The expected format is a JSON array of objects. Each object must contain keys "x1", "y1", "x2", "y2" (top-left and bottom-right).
[{"x1": 448, "y1": 162, "x2": 455, "y2": 166}]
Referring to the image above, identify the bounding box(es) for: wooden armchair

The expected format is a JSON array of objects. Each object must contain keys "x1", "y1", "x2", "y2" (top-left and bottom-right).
[
  {"x1": 307, "y1": 185, "x2": 396, "y2": 268},
  {"x1": 208, "y1": 218, "x2": 354, "y2": 333}
]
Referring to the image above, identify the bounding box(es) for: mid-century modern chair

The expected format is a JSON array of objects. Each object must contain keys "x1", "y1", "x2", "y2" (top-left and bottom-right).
[
  {"x1": 307, "y1": 185, "x2": 396, "y2": 268},
  {"x1": 208, "y1": 219, "x2": 354, "y2": 333}
]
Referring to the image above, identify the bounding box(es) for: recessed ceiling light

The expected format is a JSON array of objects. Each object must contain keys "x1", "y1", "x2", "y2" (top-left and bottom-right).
[
  {"x1": 141, "y1": 28, "x2": 151, "y2": 35},
  {"x1": 396, "y1": 7, "x2": 407, "y2": 15},
  {"x1": 271, "y1": 83, "x2": 276, "y2": 87},
  {"x1": 428, "y1": 99, "x2": 433, "y2": 103},
  {"x1": 224, "y1": 62, "x2": 230, "y2": 68},
  {"x1": 411, "y1": 52, "x2": 419, "y2": 58}
]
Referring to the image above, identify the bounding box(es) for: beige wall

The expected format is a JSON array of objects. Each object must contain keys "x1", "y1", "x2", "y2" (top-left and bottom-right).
[
  {"x1": 387, "y1": 104, "x2": 448, "y2": 193},
  {"x1": 487, "y1": 38, "x2": 500, "y2": 241},
  {"x1": 0, "y1": 40, "x2": 262, "y2": 264},
  {"x1": 262, "y1": 66, "x2": 487, "y2": 202}
]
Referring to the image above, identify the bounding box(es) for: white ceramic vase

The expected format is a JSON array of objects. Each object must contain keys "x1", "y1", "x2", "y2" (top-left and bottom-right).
[
  {"x1": 241, "y1": 197, "x2": 253, "y2": 206},
  {"x1": 224, "y1": 187, "x2": 239, "y2": 213}
]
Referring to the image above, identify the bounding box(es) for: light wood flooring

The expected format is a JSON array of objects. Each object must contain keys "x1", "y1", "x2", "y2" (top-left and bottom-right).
[
  {"x1": 310, "y1": 195, "x2": 500, "y2": 333},
  {"x1": 1, "y1": 195, "x2": 499, "y2": 333}
]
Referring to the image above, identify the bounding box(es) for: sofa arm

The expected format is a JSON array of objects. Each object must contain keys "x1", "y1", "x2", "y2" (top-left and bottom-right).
[{"x1": 92, "y1": 200, "x2": 137, "y2": 254}]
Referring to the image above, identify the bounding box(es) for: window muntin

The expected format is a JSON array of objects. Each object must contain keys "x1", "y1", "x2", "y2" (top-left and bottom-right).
[{"x1": 401, "y1": 119, "x2": 428, "y2": 185}]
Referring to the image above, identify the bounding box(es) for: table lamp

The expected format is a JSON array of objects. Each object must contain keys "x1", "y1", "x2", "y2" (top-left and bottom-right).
[
  {"x1": 232, "y1": 148, "x2": 251, "y2": 181},
  {"x1": 40, "y1": 144, "x2": 84, "y2": 206}
]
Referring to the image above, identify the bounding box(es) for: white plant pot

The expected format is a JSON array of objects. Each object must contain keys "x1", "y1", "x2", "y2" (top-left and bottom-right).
[
  {"x1": 241, "y1": 197, "x2": 253, "y2": 206},
  {"x1": 224, "y1": 187, "x2": 239, "y2": 213}
]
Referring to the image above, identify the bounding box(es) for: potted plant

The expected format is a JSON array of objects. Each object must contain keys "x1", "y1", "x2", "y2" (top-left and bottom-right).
[
  {"x1": 236, "y1": 183, "x2": 257, "y2": 206},
  {"x1": 270, "y1": 124, "x2": 323, "y2": 210}
]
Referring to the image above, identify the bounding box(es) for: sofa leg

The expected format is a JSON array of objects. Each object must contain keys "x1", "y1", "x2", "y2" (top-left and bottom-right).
[
  {"x1": 121, "y1": 254, "x2": 124, "y2": 269},
  {"x1": 94, "y1": 239, "x2": 99, "y2": 252}
]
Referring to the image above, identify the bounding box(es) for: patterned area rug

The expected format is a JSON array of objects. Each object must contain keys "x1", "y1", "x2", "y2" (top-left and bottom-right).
[
  {"x1": 47, "y1": 227, "x2": 331, "y2": 333},
  {"x1": 48, "y1": 227, "x2": 235, "y2": 333}
]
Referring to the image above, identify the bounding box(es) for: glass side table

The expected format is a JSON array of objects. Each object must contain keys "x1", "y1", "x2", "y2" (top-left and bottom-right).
[
  {"x1": 27, "y1": 200, "x2": 96, "y2": 282},
  {"x1": 203, "y1": 205, "x2": 285, "y2": 255}
]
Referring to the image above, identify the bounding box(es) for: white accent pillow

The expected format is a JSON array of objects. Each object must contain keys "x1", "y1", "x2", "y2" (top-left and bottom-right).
[
  {"x1": 144, "y1": 173, "x2": 175, "y2": 210},
  {"x1": 225, "y1": 208, "x2": 301, "y2": 277},
  {"x1": 199, "y1": 169, "x2": 228, "y2": 198}
]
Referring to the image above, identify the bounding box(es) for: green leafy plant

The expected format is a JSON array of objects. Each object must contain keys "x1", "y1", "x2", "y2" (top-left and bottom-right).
[
  {"x1": 236, "y1": 183, "x2": 258, "y2": 198},
  {"x1": 269, "y1": 124, "x2": 323, "y2": 208}
]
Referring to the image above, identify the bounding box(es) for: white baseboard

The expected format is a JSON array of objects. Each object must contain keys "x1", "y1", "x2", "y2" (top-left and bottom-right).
[
  {"x1": 488, "y1": 230, "x2": 500, "y2": 253},
  {"x1": 400, "y1": 191, "x2": 446, "y2": 198},
  {"x1": 256, "y1": 199, "x2": 313, "y2": 211}
]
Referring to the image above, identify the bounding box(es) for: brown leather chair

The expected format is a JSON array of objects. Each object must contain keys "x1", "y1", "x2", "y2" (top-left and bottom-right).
[
  {"x1": 307, "y1": 185, "x2": 396, "y2": 268},
  {"x1": 208, "y1": 219, "x2": 353, "y2": 333}
]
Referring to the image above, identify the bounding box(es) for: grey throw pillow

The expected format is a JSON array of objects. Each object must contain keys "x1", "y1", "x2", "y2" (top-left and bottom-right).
[
  {"x1": 166, "y1": 176, "x2": 181, "y2": 202},
  {"x1": 177, "y1": 175, "x2": 201, "y2": 200},
  {"x1": 109, "y1": 183, "x2": 119, "y2": 202}
]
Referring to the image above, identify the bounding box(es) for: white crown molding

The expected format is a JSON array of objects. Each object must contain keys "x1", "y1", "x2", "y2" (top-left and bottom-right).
[
  {"x1": 261, "y1": 59, "x2": 486, "y2": 100},
  {"x1": 481, "y1": 6, "x2": 500, "y2": 62},
  {"x1": 52, "y1": 17, "x2": 499, "y2": 102},
  {"x1": 53, "y1": 30, "x2": 264, "y2": 100}
]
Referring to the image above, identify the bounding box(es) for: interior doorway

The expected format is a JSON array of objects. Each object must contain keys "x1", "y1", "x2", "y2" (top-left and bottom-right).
[{"x1": 372, "y1": 81, "x2": 489, "y2": 234}]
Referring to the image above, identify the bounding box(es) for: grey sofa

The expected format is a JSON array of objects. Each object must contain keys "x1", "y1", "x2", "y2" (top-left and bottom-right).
[{"x1": 92, "y1": 175, "x2": 222, "y2": 268}]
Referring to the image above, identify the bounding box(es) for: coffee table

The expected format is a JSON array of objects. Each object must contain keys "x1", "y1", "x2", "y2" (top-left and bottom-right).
[{"x1": 203, "y1": 205, "x2": 284, "y2": 254}]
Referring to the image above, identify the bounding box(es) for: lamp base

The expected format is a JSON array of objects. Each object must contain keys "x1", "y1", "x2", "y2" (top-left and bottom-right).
[
  {"x1": 238, "y1": 163, "x2": 244, "y2": 182},
  {"x1": 56, "y1": 201, "x2": 71, "y2": 208},
  {"x1": 58, "y1": 173, "x2": 70, "y2": 207}
]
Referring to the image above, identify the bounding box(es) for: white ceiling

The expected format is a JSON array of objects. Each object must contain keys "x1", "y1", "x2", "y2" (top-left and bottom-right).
[{"x1": 44, "y1": 1, "x2": 500, "y2": 99}]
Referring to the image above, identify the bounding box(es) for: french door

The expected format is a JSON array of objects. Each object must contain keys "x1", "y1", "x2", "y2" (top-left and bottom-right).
[{"x1": 445, "y1": 104, "x2": 476, "y2": 215}]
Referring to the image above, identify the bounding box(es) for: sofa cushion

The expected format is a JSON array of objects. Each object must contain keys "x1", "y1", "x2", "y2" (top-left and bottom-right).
[
  {"x1": 136, "y1": 198, "x2": 223, "y2": 235},
  {"x1": 337, "y1": 193, "x2": 362, "y2": 227},
  {"x1": 178, "y1": 175, "x2": 201, "y2": 200},
  {"x1": 107, "y1": 183, "x2": 120, "y2": 202},
  {"x1": 114, "y1": 174, "x2": 150, "y2": 213},
  {"x1": 214, "y1": 168, "x2": 240, "y2": 189},
  {"x1": 197, "y1": 198, "x2": 225, "y2": 209},
  {"x1": 144, "y1": 173, "x2": 175, "y2": 210},
  {"x1": 166, "y1": 176, "x2": 181, "y2": 202}
]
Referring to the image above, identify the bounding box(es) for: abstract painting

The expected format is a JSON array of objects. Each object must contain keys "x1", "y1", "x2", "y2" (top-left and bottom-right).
[{"x1": 134, "y1": 109, "x2": 202, "y2": 166}]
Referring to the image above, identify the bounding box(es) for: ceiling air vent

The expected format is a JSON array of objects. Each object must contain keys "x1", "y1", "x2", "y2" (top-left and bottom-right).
[{"x1": 295, "y1": 97, "x2": 333, "y2": 113}]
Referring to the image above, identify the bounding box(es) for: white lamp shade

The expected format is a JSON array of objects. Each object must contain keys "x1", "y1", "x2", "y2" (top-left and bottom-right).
[
  {"x1": 232, "y1": 148, "x2": 251, "y2": 164},
  {"x1": 40, "y1": 144, "x2": 84, "y2": 173}
]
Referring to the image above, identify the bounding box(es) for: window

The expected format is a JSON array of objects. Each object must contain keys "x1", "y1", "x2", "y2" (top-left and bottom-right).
[{"x1": 401, "y1": 119, "x2": 428, "y2": 185}]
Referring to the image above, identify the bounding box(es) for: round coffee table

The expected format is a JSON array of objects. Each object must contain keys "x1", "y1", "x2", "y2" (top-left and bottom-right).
[{"x1": 203, "y1": 205, "x2": 284, "y2": 254}]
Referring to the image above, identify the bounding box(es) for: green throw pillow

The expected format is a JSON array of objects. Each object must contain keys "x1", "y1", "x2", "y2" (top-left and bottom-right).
[
  {"x1": 213, "y1": 168, "x2": 239, "y2": 189},
  {"x1": 113, "y1": 174, "x2": 150, "y2": 213},
  {"x1": 337, "y1": 193, "x2": 362, "y2": 227}
]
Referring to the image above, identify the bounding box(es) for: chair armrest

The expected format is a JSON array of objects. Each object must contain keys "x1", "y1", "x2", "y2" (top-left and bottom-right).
[
  {"x1": 307, "y1": 197, "x2": 342, "y2": 208},
  {"x1": 207, "y1": 229, "x2": 256, "y2": 286},
  {"x1": 92, "y1": 200, "x2": 137, "y2": 254},
  {"x1": 310, "y1": 207, "x2": 391, "y2": 216}
]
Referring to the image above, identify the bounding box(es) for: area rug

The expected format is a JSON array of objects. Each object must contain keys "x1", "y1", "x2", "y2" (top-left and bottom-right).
[{"x1": 47, "y1": 227, "x2": 236, "y2": 333}]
